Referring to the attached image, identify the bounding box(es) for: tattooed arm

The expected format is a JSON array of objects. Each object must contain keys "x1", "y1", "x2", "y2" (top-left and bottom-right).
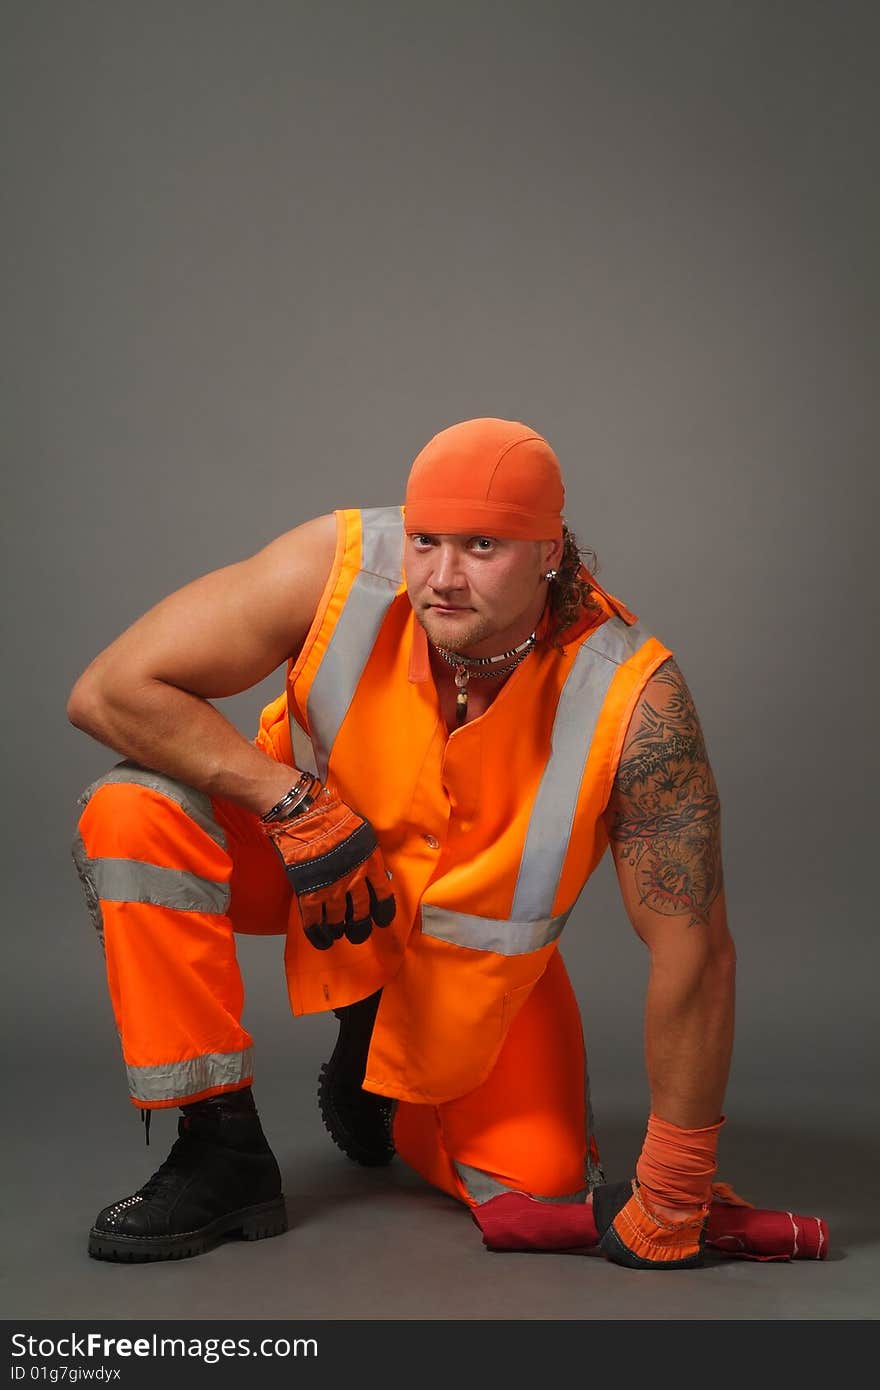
[{"x1": 604, "y1": 657, "x2": 736, "y2": 1135}]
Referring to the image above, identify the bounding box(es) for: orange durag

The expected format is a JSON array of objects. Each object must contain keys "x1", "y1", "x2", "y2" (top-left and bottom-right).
[
  {"x1": 404, "y1": 417, "x2": 564, "y2": 540},
  {"x1": 636, "y1": 1112, "x2": 726, "y2": 1212}
]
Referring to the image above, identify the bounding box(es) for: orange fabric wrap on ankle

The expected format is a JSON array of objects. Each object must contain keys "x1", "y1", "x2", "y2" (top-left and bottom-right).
[{"x1": 636, "y1": 1112, "x2": 726, "y2": 1211}]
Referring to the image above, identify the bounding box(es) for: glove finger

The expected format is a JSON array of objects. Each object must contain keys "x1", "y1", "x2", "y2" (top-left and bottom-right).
[
  {"x1": 302, "y1": 897, "x2": 347, "y2": 950},
  {"x1": 303, "y1": 901, "x2": 336, "y2": 951},
  {"x1": 366, "y1": 873, "x2": 396, "y2": 928},
  {"x1": 343, "y1": 889, "x2": 373, "y2": 945}
]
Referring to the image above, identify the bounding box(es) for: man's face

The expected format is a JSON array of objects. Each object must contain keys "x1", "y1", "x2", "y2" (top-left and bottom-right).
[{"x1": 404, "y1": 531, "x2": 553, "y2": 655}]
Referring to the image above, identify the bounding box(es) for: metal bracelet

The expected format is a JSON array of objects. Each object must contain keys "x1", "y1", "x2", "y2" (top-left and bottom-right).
[{"x1": 260, "y1": 771, "x2": 319, "y2": 823}]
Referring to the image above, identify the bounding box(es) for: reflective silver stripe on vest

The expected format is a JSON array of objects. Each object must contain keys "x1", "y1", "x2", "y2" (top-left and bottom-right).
[
  {"x1": 511, "y1": 618, "x2": 651, "y2": 921},
  {"x1": 71, "y1": 829, "x2": 107, "y2": 951},
  {"x1": 289, "y1": 716, "x2": 318, "y2": 778},
  {"x1": 127, "y1": 1048, "x2": 254, "y2": 1104},
  {"x1": 83, "y1": 857, "x2": 230, "y2": 914},
  {"x1": 291, "y1": 507, "x2": 404, "y2": 783},
  {"x1": 587, "y1": 616, "x2": 651, "y2": 668},
  {"x1": 454, "y1": 1161, "x2": 589, "y2": 1205},
  {"x1": 76, "y1": 760, "x2": 228, "y2": 851},
  {"x1": 421, "y1": 616, "x2": 653, "y2": 953},
  {"x1": 420, "y1": 904, "x2": 570, "y2": 955}
]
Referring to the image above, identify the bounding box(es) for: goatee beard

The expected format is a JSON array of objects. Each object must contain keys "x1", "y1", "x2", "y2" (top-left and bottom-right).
[{"x1": 419, "y1": 608, "x2": 494, "y2": 653}]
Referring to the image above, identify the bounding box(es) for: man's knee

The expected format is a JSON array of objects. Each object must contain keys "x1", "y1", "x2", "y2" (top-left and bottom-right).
[
  {"x1": 74, "y1": 760, "x2": 229, "y2": 856},
  {"x1": 71, "y1": 761, "x2": 233, "y2": 946}
]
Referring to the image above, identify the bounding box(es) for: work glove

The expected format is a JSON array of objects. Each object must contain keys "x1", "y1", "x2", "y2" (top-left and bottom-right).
[
  {"x1": 262, "y1": 789, "x2": 396, "y2": 951},
  {"x1": 592, "y1": 1178, "x2": 708, "y2": 1269}
]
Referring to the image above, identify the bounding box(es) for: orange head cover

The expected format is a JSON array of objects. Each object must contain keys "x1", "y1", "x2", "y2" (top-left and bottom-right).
[{"x1": 404, "y1": 417, "x2": 565, "y2": 541}]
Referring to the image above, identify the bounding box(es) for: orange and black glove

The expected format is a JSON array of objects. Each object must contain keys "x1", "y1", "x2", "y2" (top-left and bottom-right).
[{"x1": 261, "y1": 780, "x2": 396, "y2": 951}]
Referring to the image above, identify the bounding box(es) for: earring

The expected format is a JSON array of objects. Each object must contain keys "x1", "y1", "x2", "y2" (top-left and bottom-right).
[{"x1": 543, "y1": 569, "x2": 558, "y2": 581}]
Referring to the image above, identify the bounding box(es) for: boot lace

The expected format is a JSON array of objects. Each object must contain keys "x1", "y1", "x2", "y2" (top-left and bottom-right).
[{"x1": 134, "y1": 1123, "x2": 209, "y2": 1205}]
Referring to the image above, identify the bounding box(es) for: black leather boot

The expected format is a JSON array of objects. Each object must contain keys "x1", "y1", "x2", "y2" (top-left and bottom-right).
[
  {"x1": 88, "y1": 1087, "x2": 287, "y2": 1262},
  {"x1": 318, "y1": 991, "x2": 395, "y2": 1166}
]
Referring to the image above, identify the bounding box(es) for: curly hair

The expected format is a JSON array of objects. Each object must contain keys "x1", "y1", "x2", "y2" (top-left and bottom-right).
[{"x1": 544, "y1": 522, "x2": 603, "y2": 649}]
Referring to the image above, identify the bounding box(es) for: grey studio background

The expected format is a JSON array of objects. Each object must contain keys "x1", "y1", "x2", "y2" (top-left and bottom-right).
[{"x1": 2, "y1": 0, "x2": 877, "y2": 1324}]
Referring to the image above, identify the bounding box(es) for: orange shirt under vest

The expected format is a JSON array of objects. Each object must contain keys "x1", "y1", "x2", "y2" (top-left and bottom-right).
[{"x1": 255, "y1": 506, "x2": 672, "y2": 1104}]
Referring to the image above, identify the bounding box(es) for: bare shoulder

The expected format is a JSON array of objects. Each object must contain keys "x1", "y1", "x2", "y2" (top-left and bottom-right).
[
  {"x1": 147, "y1": 508, "x2": 341, "y2": 668},
  {"x1": 70, "y1": 512, "x2": 340, "y2": 706},
  {"x1": 230, "y1": 508, "x2": 340, "y2": 650},
  {"x1": 249, "y1": 511, "x2": 339, "y2": 613},
  {"x1": 604, "y1": 657, "x2": 725, "y2": 929},
  {"x1": 257, "y1": 510, "x2": 339, "y2": 568}
]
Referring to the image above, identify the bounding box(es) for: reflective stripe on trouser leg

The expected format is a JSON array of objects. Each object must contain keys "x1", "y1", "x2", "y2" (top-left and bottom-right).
[
  {"x1": 393, "y1": 950, "x2": 598, "y2": 1205},
  {"x1": 72, "y1": 763, "x2": 289, "y2": 1107}
]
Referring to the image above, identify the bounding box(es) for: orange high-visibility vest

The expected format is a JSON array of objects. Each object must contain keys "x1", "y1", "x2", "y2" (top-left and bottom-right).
[{"x1": 256, "y1": 507, "x2": 672, "y2": 1104}]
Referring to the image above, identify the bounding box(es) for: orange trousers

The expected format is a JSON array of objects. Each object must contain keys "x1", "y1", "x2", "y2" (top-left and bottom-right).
[{"x1": 73, "y1": 761, "x2": 601, "y2": 1205}]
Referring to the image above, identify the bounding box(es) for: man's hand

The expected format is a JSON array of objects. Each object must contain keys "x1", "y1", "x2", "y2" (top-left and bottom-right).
[{"x1": 262, "y1": 790, "x2": 396, "y2": 950}]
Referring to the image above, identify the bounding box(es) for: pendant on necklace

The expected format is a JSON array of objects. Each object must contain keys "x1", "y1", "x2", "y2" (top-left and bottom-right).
[{"x1": 454, "y1": 665, "x2": 468, "y2": 725}]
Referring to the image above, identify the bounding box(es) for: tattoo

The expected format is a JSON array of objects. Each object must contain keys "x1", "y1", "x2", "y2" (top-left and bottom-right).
[{"x1": 607, "y1": 659, "x2": 723, "y2": 927}]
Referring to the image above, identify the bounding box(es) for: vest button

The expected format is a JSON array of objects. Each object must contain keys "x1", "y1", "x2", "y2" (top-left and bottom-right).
[{"x1": 422, "y1": 834, "x2": 440, "y2": 849}]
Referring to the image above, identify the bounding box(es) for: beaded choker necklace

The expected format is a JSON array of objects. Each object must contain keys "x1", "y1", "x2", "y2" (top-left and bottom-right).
[{"x1": 432, "y1": 630, "x2": 538, "y2": 725}]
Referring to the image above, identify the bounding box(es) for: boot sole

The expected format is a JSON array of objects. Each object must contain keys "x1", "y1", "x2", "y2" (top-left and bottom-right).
[
  {"x1": 87, "y1": 1195, "x2": 288, "y2": 1263},
  {"x1": 317, "y1": 1063, "x2": 395, "y2": 1167}
]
